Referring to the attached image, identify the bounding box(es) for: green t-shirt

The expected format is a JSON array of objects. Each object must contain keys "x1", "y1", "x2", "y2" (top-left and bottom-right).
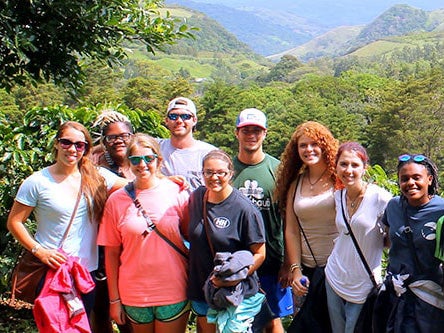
[{"x1": 233, "y1": 154, "x2": 284, "y2": 275}]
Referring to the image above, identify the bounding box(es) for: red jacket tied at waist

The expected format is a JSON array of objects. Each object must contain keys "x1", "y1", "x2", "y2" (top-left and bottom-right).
[{"x1": 33, "y1": 255, "x2": 95, "y2": 332}]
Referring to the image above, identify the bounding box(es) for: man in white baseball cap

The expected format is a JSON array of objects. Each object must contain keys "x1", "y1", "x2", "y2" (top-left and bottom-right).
[
  {"x1": 159, "y1": 96, "x2": 216, "y2": 192},
  {"x1": 233, "y1": 108, "x2": 293, "y2": 333}
]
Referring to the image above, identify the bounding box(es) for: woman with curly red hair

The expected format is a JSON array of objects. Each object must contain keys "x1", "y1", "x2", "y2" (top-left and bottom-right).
[{"x1": 275, "y1": 121, "x2": 338, "y2": 332}]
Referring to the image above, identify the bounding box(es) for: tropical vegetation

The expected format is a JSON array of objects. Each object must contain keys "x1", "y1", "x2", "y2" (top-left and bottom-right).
[{"x1": 1, "y1": 1, "x2": 444, "y2": 331}]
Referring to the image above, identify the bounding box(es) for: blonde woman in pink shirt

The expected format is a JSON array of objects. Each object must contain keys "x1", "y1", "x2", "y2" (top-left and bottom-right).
[{"x1": 98, "y1": 133, "x2": 190, "y2": 333}]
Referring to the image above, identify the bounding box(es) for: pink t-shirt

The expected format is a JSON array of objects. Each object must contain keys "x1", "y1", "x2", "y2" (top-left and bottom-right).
[{"x1": 97, "y1": 178, "x2": 189, "y2": 307}]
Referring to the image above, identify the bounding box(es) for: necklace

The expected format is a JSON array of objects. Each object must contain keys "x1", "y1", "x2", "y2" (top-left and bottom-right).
[
  {"x1": 307, "y1": 168, "x2": 328, "y2": 190},
  {"x1": 347, "y1": 183, "x2": 367, "y2": 209}
]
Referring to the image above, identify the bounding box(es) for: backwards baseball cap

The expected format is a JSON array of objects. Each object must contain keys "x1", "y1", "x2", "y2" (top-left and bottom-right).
[
  {"x1": 167, "y1": 97, "x2": 197, "y2": 117},
  {"x1": 236, "y1": 108, "x2": 267, "y2": 130}
]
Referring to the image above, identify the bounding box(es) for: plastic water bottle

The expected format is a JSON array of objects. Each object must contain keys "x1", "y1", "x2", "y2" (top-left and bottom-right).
[{"x1": 294, "y1": 276, "x2": 308, "y2": 314}]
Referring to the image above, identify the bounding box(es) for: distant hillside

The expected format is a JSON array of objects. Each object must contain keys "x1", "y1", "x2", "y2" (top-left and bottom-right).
[
  {"x1": 165, "y1": 0, "x2": 327, "y2": 55},
  {"x1": 162, "y1": 6, "x2": 257, "y2": 57},
  {"x1": 126, "y1": 5, "x2": 270, "y2": 82},
  {"x1": 268, "y1": 26, "x2": 363, "y2": 62},
  {"x1": 271, "y1": 5, "x2": 444, "y2": 61}
]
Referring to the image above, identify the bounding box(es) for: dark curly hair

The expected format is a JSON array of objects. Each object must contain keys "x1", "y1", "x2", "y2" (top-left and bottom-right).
[{"x1": 275, "y1": 121, "x2": 338, "y2": 214}]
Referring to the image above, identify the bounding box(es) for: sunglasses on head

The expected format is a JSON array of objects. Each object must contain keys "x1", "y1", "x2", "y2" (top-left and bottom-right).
[
  {"x1": 128, "y1": 154, "x2": 158, "y2": 166},
  {"x1": 167, "y1": 113, "x2": 193, "y2": 121},
  {"x1": 398, "y1": 154, "x2": 427, "y2": 163},
  {"x1": 58, "y1": 138, "x2": 88, "y2": 152}
]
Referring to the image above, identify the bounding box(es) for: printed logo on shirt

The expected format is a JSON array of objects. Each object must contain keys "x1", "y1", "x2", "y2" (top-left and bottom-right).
[
  {"x1": 421, "y1": 222, "x2": 436, "y2": 240},
  {"x1": 213, "y1": 217, "x2": 231, "y2": 229},
  {"x1": 238, "y1": 179, "x2": 271, "y2": 210}
]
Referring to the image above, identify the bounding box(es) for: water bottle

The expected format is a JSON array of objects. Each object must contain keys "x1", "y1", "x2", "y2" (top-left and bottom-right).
[{"x1": 294, "y1": 276, "x2": 309, "y2": 314}]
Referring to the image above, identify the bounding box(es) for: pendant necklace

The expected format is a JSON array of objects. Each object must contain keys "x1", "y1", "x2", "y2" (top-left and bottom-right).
[
  {"x1": 307, "y1": 168, "x2": 328, "y2": 190},
  {"x1": 347, "y1": 183, "x2": 367, "y2": 210}
]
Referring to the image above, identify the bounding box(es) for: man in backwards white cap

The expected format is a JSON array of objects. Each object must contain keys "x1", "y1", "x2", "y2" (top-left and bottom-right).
[
  {"x1": 159, "y1": 96, "x2": 216, "y2": 192},
  {"x1": 233, "y1": 108, "x2": 293, "y2": 333}
]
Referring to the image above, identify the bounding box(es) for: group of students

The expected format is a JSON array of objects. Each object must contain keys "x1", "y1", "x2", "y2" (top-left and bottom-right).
[{"x1": 6, "y1": 97, "x2": 444, "y2": 333}]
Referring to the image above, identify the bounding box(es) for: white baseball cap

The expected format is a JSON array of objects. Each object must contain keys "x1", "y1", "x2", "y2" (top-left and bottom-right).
[
  {"x1": 167, "y1": 97, "x2": 197, "y2": 117},
  {"x1": 236, "y1": 108, "x2": 267, "y2": 130}
]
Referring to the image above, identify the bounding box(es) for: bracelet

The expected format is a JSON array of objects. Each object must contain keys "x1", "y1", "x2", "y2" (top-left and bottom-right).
[
  {"x1": 290, "y1": 263, "x2": 302, "y2": 273},
  {"x1": 109, "y1": 298, "x2": 121, "y2": 304},
  {"x1": 31, "y1": 243, "x2": 41, "y2": 255}
]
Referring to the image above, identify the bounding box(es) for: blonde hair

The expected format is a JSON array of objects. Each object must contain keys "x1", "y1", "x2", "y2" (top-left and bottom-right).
[
  {"x1": 126, "y1": 133, "x2": 163, "y2": 177},
  {"x1": 92, "y1": 109, "x2": 133, "y2": 144}
]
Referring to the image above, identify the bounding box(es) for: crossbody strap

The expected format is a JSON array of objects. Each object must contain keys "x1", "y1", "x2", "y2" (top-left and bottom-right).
[
  {"x1": 202, "y1": 190, "x2": 215, "y2": 257},
  {"x1": 124, "y1": 182, "x2": 188, "y2": 259},
  {"x1": 59, "y1": 183, "x2": 83, "y2": 248},
  {"x1": 340, "y1": 190, "x2": 378, "y2": 288},
  {"x1": 401, "y1": 198, "x2": 423, "y2": 275},
  {"x1": 292, "y1": 178, "x2": 319, "y2": 266}
]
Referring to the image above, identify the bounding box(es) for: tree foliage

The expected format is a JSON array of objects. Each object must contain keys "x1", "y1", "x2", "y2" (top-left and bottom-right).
[{"x1": 0, "y1": 0, "x2": 194, "y2": 91}]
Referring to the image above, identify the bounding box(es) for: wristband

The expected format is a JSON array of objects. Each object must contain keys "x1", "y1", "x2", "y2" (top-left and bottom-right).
[
  {"x1": 290, "y1": 263, "x2": 302, "y2": 273},
  {"x1": 109, "y1": 298, "x2": 121, "y2": 304},
  {"x1": 31, "y1": 243, "x2": 41, "y2": 255}
]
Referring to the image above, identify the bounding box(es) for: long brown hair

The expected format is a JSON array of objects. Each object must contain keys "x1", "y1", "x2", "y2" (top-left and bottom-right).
[
  {"x1": 55, "y1": 121, "x2": 108, "y2": 223},
  {"x1": 274, "y1": 121, "x2": 338, "y2": 214}
]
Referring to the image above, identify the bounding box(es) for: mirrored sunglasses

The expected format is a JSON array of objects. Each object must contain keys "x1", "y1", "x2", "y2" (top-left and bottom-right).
[
  {"x1": 58, "y1": 138, "x2": 88, "y2": 152},
  {"x1": 167, "y1": 113, "x2": 193, "y2": 121},
  {"x1": 398, "y1": 154, "x2": 427, "y2": 163},
  {"x1": 128, "y1": 154, "x2": 158, "y2": 166}
]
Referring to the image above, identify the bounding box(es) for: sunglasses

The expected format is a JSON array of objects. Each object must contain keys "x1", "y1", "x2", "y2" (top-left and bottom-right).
[
  {"x1": 202, "y1": 170, "x2": 230, "y2": 178},
  {"x1": 128, "y1": 154, "x2": 158, "y2": 166},
  {"x1": 167, "y1": 113, "x2": 193, "y2": 121},
  {"x1": 398, "y1": 154, "x2": 427, "y2": 163},
  {"x1": 58, "y1": 138, "x2": 88, "y2": 152},
  {"x1": 104, "y1": 133, "x2": 132, "y2": 144}
]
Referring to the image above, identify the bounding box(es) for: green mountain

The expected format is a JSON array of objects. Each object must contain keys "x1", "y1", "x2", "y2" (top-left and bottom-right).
[
  {"x1": 271, "y1": 5, "x2": 444, "y2": 62},
  {"x1": 126, "y1": 6, "x2": 270, "y2": 81}
]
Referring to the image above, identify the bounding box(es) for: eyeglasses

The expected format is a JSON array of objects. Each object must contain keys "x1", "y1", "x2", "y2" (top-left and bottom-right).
[
  {"x1": 167, "y1": 113, "x2": 193, "y2": 121},
  {"x1": 398, "y1": 154, "x2": 427, "y2": 163},
  {"x1": 128, "y1": 154, "x2": 158, "y2": 166},
  {"x1": 58, "y1": 138, "x2": 88, "y2": 152},
  {"x1": 202, "y1": 170, "x2": 230, "y2": 178},
  {"x1": 104, "y1": 133, "x2": 132, "y2": 144}
]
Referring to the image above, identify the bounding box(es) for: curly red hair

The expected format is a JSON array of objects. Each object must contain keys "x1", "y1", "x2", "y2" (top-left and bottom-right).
[{"x1": 275, "y1": 121, "x2": 338, "y2": 214}]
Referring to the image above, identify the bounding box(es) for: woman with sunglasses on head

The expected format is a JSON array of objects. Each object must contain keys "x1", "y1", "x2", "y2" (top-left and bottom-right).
[
  {"x1": 97, "y1": 133, "x2": 190, "y2": 333},
  {"x1": 324, "y1": 142, "x2": 392, "y2": 333},
  {"x1": 7, "y1": 121, "x2": 125, "y2": 317},
  {"x1": 274, "y1": 121, "x2": 338, "y2": 332},
  {"x1": 187, "y1": 149, "x2": 266, "y2": 333},
  {"x1": 373, "y1": 154, "x2": 444, "y2": 333}
]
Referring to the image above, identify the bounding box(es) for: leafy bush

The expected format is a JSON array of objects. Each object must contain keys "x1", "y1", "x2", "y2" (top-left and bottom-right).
[{"x1": 0, "y1": 104, "x2": 168, "y2": 296}]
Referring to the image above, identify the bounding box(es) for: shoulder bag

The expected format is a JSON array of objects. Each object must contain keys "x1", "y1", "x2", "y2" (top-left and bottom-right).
[
  {"x1": 124, "y1": 181, "x2": 188, "y2": 259},
  {"x1": 9, "y1": 186, "x2": 82, "y2": 306},
  {"x1": 287, "y1": 180, "x2": 332, "y2": 333},
  {"x1": 340, "y1": 190, "x2": 379, "y2": 333}
]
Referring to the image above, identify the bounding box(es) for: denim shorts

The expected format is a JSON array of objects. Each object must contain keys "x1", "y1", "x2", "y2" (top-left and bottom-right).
[
  {"x1": 124, "y1": 300, "x2": 190, "y2": 324},
  {"x1": 190, "y1": 300, "x2": 210, "y2": 317}
]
